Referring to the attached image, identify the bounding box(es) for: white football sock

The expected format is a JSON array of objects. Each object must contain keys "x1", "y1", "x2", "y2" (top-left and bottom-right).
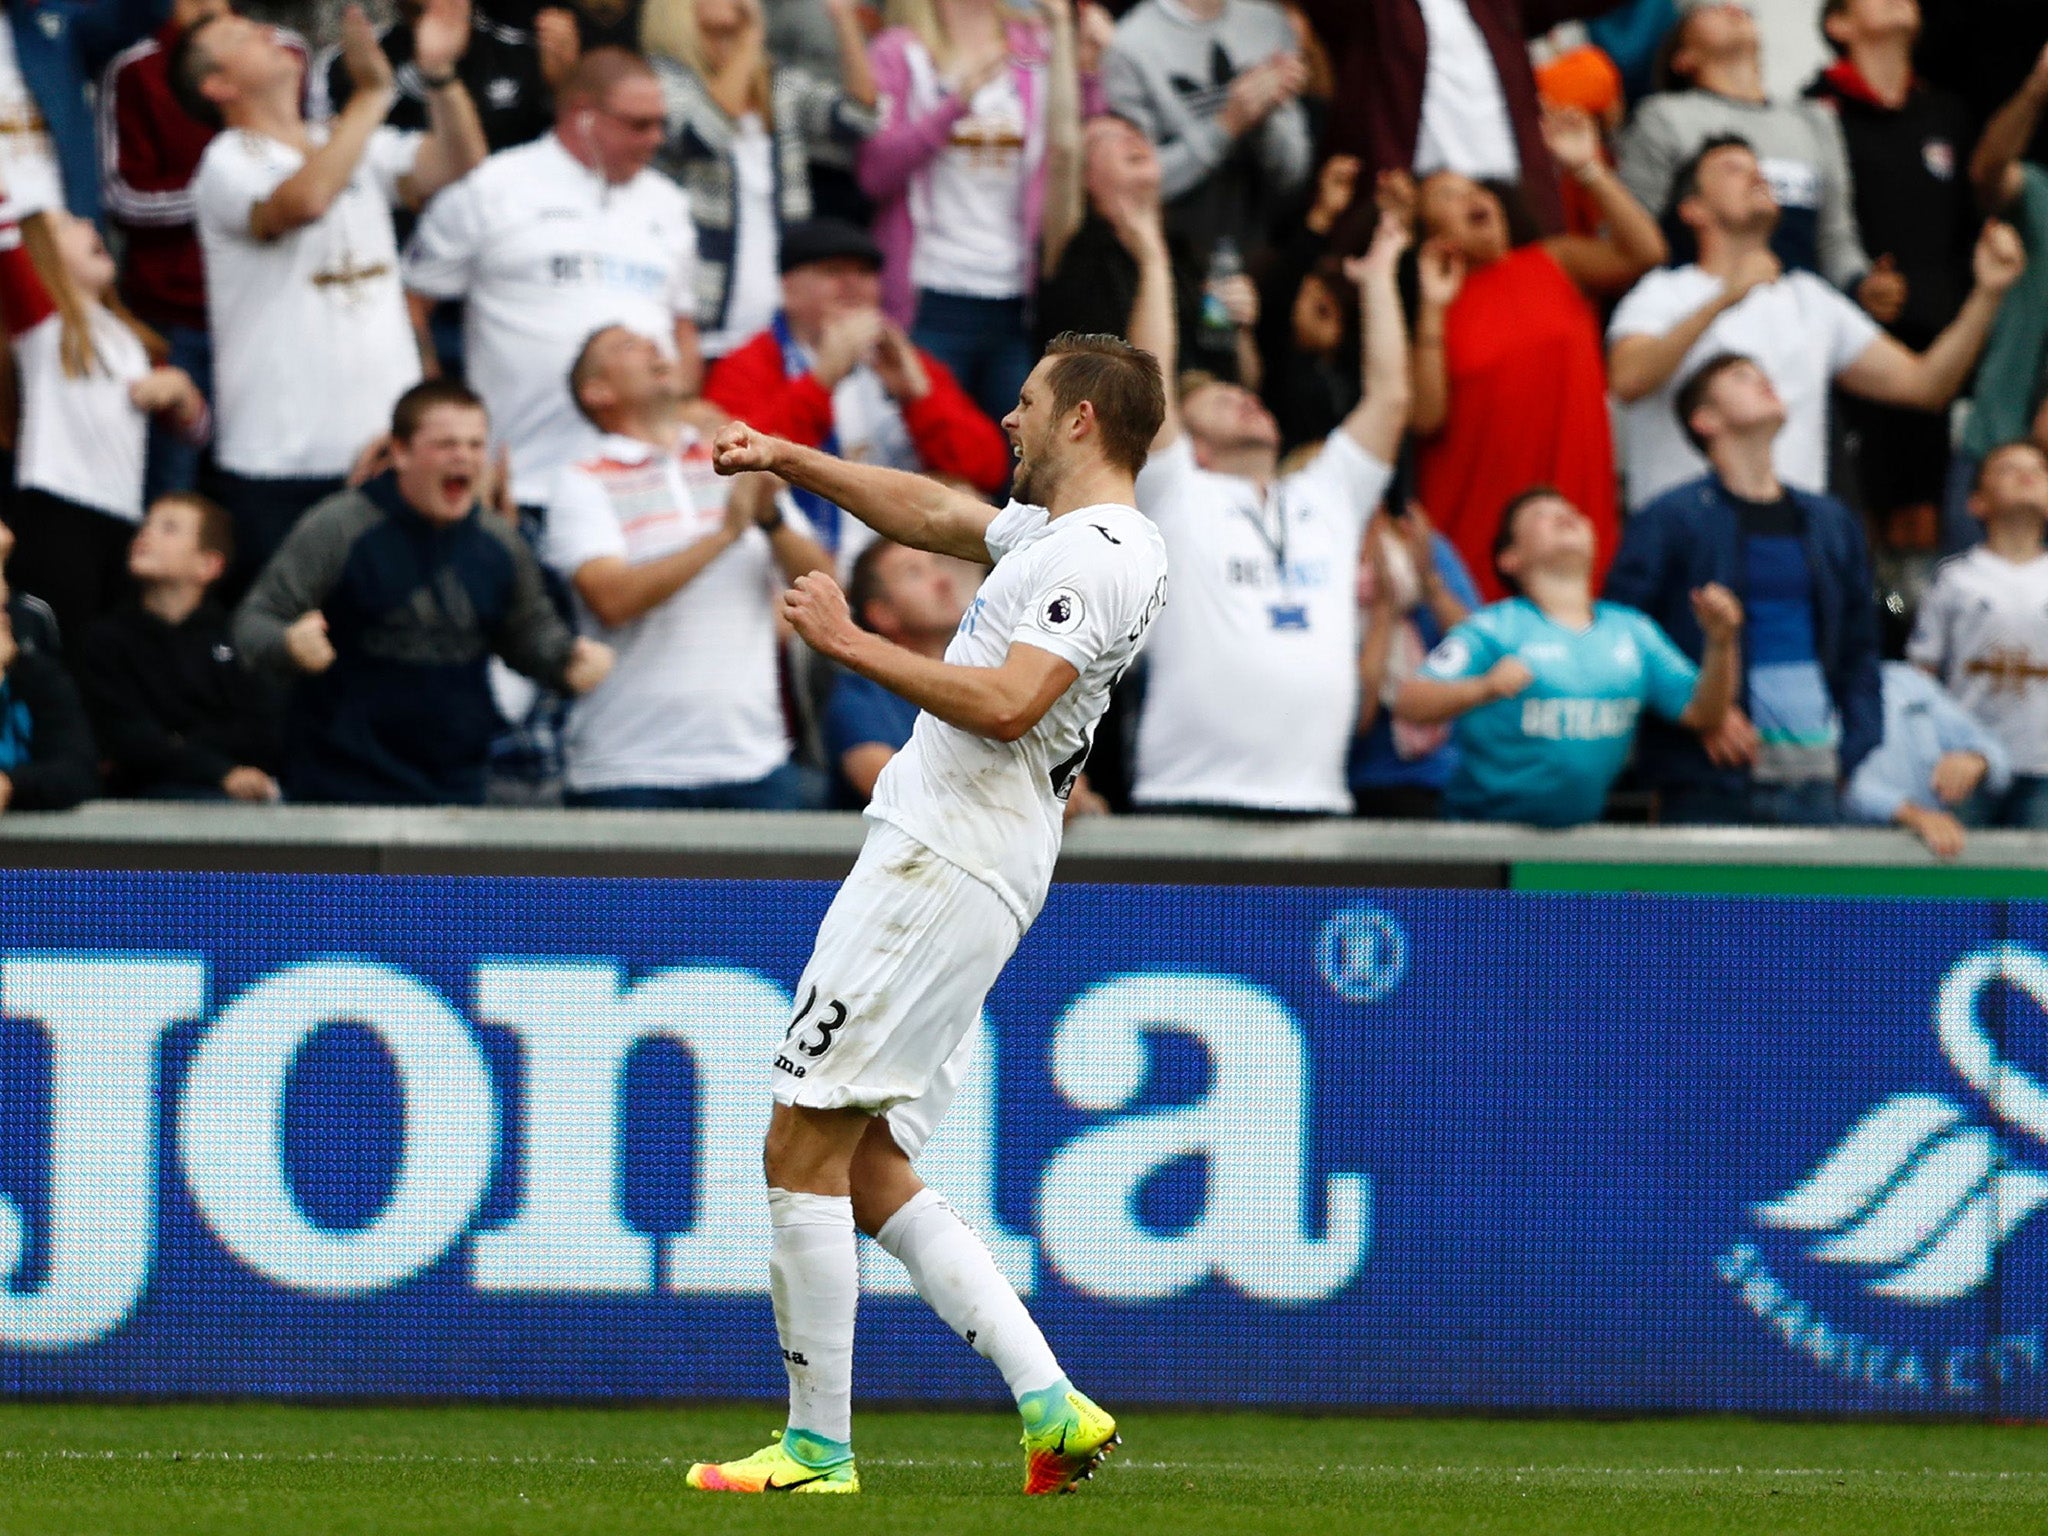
[
  {"x1": 768, "y1": 1188, "x2": 858, "y2": 1446},
  {"x1": 875, "y1": 1188, "x2": 1064, "y2": 1401}
]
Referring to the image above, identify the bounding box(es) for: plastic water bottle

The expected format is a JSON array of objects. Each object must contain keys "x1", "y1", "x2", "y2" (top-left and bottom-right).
[{"x1": 1201, "y1": 237, "x2": 1243, "y2": 338}]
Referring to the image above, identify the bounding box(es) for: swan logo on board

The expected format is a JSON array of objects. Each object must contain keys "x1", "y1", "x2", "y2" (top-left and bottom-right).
[{"x1": 1717, "y1": 944, "x2": 2048, "y2": 1398}]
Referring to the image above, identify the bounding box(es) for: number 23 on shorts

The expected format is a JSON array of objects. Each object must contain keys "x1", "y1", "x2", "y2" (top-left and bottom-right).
[{"x1": 785, "y1": 984, "x2": 848, "y2": 1060}]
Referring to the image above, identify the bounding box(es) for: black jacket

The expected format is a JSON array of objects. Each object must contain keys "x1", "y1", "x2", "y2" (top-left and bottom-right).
[
  {"x1": 77, "y1": 600, "x2": 283, "y2": 795},
  {"x1": 0, "y1": 649, "x2": 96, "y2": 810},
  {"x1": 1808, "y1": 61, "x2": 1978, "y2": 350},
  {"x1": 233, "y1": 475, "x2": 577, "y2": 806},
  {"x1": 324, "y1": 10, "x2": 552, "y2": 156},
  {"x1": 5, "y1": 590, "x2": 60, "y2": 659}
]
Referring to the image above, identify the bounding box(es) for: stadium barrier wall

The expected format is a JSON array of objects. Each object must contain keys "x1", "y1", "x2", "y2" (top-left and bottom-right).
[{"x1": 4, "y1": 860, "x2": 2048, "y2": 1414}]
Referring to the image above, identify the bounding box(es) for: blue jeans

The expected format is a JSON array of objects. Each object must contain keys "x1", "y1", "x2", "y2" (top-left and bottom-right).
[
  {"x1": 1962, "y1": 773, "x2": 2048, "y2": 830},
  {"x1": 1940, "y1": 448, "x2": 1986, "y2": 558},
  {"x1": 910, "y1": 289, "x2": 1034, "y2": 427},
  {"x1": 144, "y1": 323, "x2": 212, "y2": 502},
  {"x1": 1660, "y1": 780, "x2": 1842, "y2": 827},
  {"x1": 565, "y1": 762, "x2": 823, "y2": 811}
]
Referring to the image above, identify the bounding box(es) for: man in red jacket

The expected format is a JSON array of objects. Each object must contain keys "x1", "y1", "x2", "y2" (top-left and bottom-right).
[
  {"x1": 705, "y1": 219, "x2": 1010, "y2": 567},
  {"x1": 97, "y1": 0, "x2": 306, "y2": 502}
]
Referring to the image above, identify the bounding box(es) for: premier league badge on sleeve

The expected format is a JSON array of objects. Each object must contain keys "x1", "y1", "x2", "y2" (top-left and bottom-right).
[{"x1": 1038, "y1": 590, "x2": 1086, "y2": 635}]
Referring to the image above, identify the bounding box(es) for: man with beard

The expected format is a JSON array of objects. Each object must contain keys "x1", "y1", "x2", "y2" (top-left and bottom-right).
[{"x1": 684, "y1": 325, "x2": 1169, "y2": 1495}]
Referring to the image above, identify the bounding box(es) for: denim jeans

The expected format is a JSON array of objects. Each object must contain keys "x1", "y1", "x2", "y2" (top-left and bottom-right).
[
  {"x1": 1659, "y1": 780, "x2": 1843, "y2": 827},
  {"x1": 1940, "y1": 447, "x2": 1986, "y2": 558},
  {"x1": 910, "y1": 289, "x2": 1034, "y2": 427},
  {"x1": 144, "y1": 323, "x2": 213, "y2": 502},
  {"x1": 565, "y1": 762, "x2": 823, "y2": 811}
]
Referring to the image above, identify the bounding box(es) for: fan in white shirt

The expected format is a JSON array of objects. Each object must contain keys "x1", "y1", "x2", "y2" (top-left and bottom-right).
[
  {"x1": 1909, "y1": 442, "x2": 2048, "y2": 825},
  {"x1": 543, "y1": 324, "x2": 832, "y2": 805},
  {"x1": 404, "y1": 47, "x2": 704, "y2": 509},
  {"x1": 1121, "y1": 171, "x2": 1412, "y2": 814},
  {"x1": 0, "y1": 202, "x2": 207, "y2": 644},
  {"x1": 1608, "y1": 137, "x2": 2021, "y2": 511},
  {"x1": 180, "y1": 0, "x2": 486, "y2": 575}
]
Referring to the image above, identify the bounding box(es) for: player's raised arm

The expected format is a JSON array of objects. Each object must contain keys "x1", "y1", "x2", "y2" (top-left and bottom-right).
[
  {"x1": 782, "y1": 570, "x2": 1078, "y2": 742},
  {"x1": 712, "y1": 422, "x2": 998, "y2": 563}
]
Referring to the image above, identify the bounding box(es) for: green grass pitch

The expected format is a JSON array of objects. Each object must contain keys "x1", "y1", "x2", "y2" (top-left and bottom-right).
[{"x1": 6, "y1": 1403, "x2": 2048, "y2": 1535}]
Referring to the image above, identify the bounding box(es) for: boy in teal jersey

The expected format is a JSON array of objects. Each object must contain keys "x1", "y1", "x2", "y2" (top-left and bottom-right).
[{"x1": 1397, "y1": 488, "x2": 1744, "y2": 826}]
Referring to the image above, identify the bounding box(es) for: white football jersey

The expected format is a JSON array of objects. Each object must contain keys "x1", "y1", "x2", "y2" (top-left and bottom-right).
[
  {"x1": 867, "y1": 499, "x2": 1168, "y2": 923},
  {"x1": 1907, "y1": 545, "x2": 2048, "y2": 776}
]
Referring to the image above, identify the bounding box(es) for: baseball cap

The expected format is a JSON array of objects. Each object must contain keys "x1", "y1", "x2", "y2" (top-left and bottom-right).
[{"x1": 778, "y1": 219, "x2": 884, "y2": 275}]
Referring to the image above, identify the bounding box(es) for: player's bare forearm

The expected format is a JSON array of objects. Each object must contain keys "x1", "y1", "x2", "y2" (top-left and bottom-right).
[
  {"x1": 832, "y1": 631, "x2": 1076, "y2": 744},
  {"x1": 716, "y1": 428, "x2": 994, "y2": 562}
]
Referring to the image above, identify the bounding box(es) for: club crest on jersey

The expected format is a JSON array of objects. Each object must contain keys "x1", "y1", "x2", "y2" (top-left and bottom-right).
[{"x1": 1037, "y1": 589, "x2": 1085, "y2": 636}]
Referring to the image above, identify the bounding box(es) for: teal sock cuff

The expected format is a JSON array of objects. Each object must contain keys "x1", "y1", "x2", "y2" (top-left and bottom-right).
[
  {"x1": 782, "y1": 1428, "x2": 854, "y2": 1468},
  {"x1": 1016, "y1": 1380, "x2": 1073, "y2": 1430}
]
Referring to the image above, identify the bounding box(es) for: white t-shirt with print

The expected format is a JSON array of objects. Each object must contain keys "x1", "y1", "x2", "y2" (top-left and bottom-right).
[
  {"x1": 867, "y1": 498, "x2": 1167, "y2": 924},
  {"x1": 193, "y1": 124, "x2": 423, "y2": 478},
  {"x1": 1131, "y1": 430, "x2": 1391, "y2": 812},
  {"x1": 1608, "y1": 266, "x2": 1881, "y2": 510},
  {"x1": 1908, "y1": 545, "x2": 2048, "y2": 776},
  {"x1": 542, "y1": 429, "x2": 800, "y2": 791},
  {"x1": 901, "y1": 42, "x2": 1033, "y2": 299},
  {"x1": 0, "y1": 24, "x2": 62, "y2": 220},
  {"x1": 403, "y1": 134, "x2": 699, "y2": 504},
  {"x1": 15, "y1": 309, "x2": 152, "y2": 520}
]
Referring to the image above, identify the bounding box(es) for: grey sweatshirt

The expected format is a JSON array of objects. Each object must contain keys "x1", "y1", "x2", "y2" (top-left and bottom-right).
[
  {"x1": 1617, "y1": 89, "x2": 1872, "y2": 291},
  {"x1": 1103, "y1": 0, "x2": 1312, "y2": 256}
]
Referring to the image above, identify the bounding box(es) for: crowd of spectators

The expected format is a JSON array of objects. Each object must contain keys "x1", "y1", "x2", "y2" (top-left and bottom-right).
[{"x1": 2, "y1": 0, "x2": 2048, "y2": 861}]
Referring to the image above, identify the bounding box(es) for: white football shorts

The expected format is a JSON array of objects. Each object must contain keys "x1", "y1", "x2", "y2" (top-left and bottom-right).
[{"x1": 774, "y1": 821, "x2": 1023, "y2": 1158}]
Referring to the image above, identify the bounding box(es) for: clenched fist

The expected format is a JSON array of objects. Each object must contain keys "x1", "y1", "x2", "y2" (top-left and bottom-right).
[
  {"x1": 283, "y1": 611, "x2": 336, "y2": 674},
  {"x1": 781, "y1": 570, "x2": 861, "y2": 662},
  {"x1": 1690, "y1": 583, "x2": 1744, "y2": 645},
  {"x1": 1484, "y1": 656, "x2": 1534, "y2": 702},
  {"x1": 712, "y1": 422, "x2": 784, "y2": 477},
  {"x1": 562, "y1": 636, "x2": 615, "y2": 696}
]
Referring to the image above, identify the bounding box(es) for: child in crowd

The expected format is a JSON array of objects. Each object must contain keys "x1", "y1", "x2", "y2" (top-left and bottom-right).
[
  {"x1": 1350, "y1": 499, "x2": 1479, "y2": 819},
  {"x1": 0, "y1": 202, "x2": 207, "y2": 643},
  {"x1": 1908, "y1": 441, "x2": 2048, "y2": 829},
  {"x1": 0, "y1": 604, "x2": 96, "y2": 814},
  {"x1": 76, "y1": 495, "x2": 282, "y2": 801},
  {"x1": 1395, "y1": 486, "x2": 1742, "y2": 828},
  {"x1": 1843, "y1": 662, "x2": 2009, "y2": 860}
]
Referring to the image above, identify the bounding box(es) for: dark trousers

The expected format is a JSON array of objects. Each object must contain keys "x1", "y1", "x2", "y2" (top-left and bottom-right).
[
  {"x1": 911, "y1": 289, "x2": 1034, "y2": 427},
  {"x1": 210, "y1": 468, "x2": 344, "y2": 603},
  {"x1": 4, "y1": 487, "x2": 134, "y2": 645},
  {"x1": 1659, "y1": 780, "x2": 1842, "y2": 827},
  {"x1": 143, "y1": 323, "x2": 212, "y2": 503}
]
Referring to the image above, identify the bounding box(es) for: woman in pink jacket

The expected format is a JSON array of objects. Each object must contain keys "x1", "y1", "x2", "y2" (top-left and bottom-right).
[{"x1": 858, "y1": 0, "x2": 1107, "y2": 425}]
